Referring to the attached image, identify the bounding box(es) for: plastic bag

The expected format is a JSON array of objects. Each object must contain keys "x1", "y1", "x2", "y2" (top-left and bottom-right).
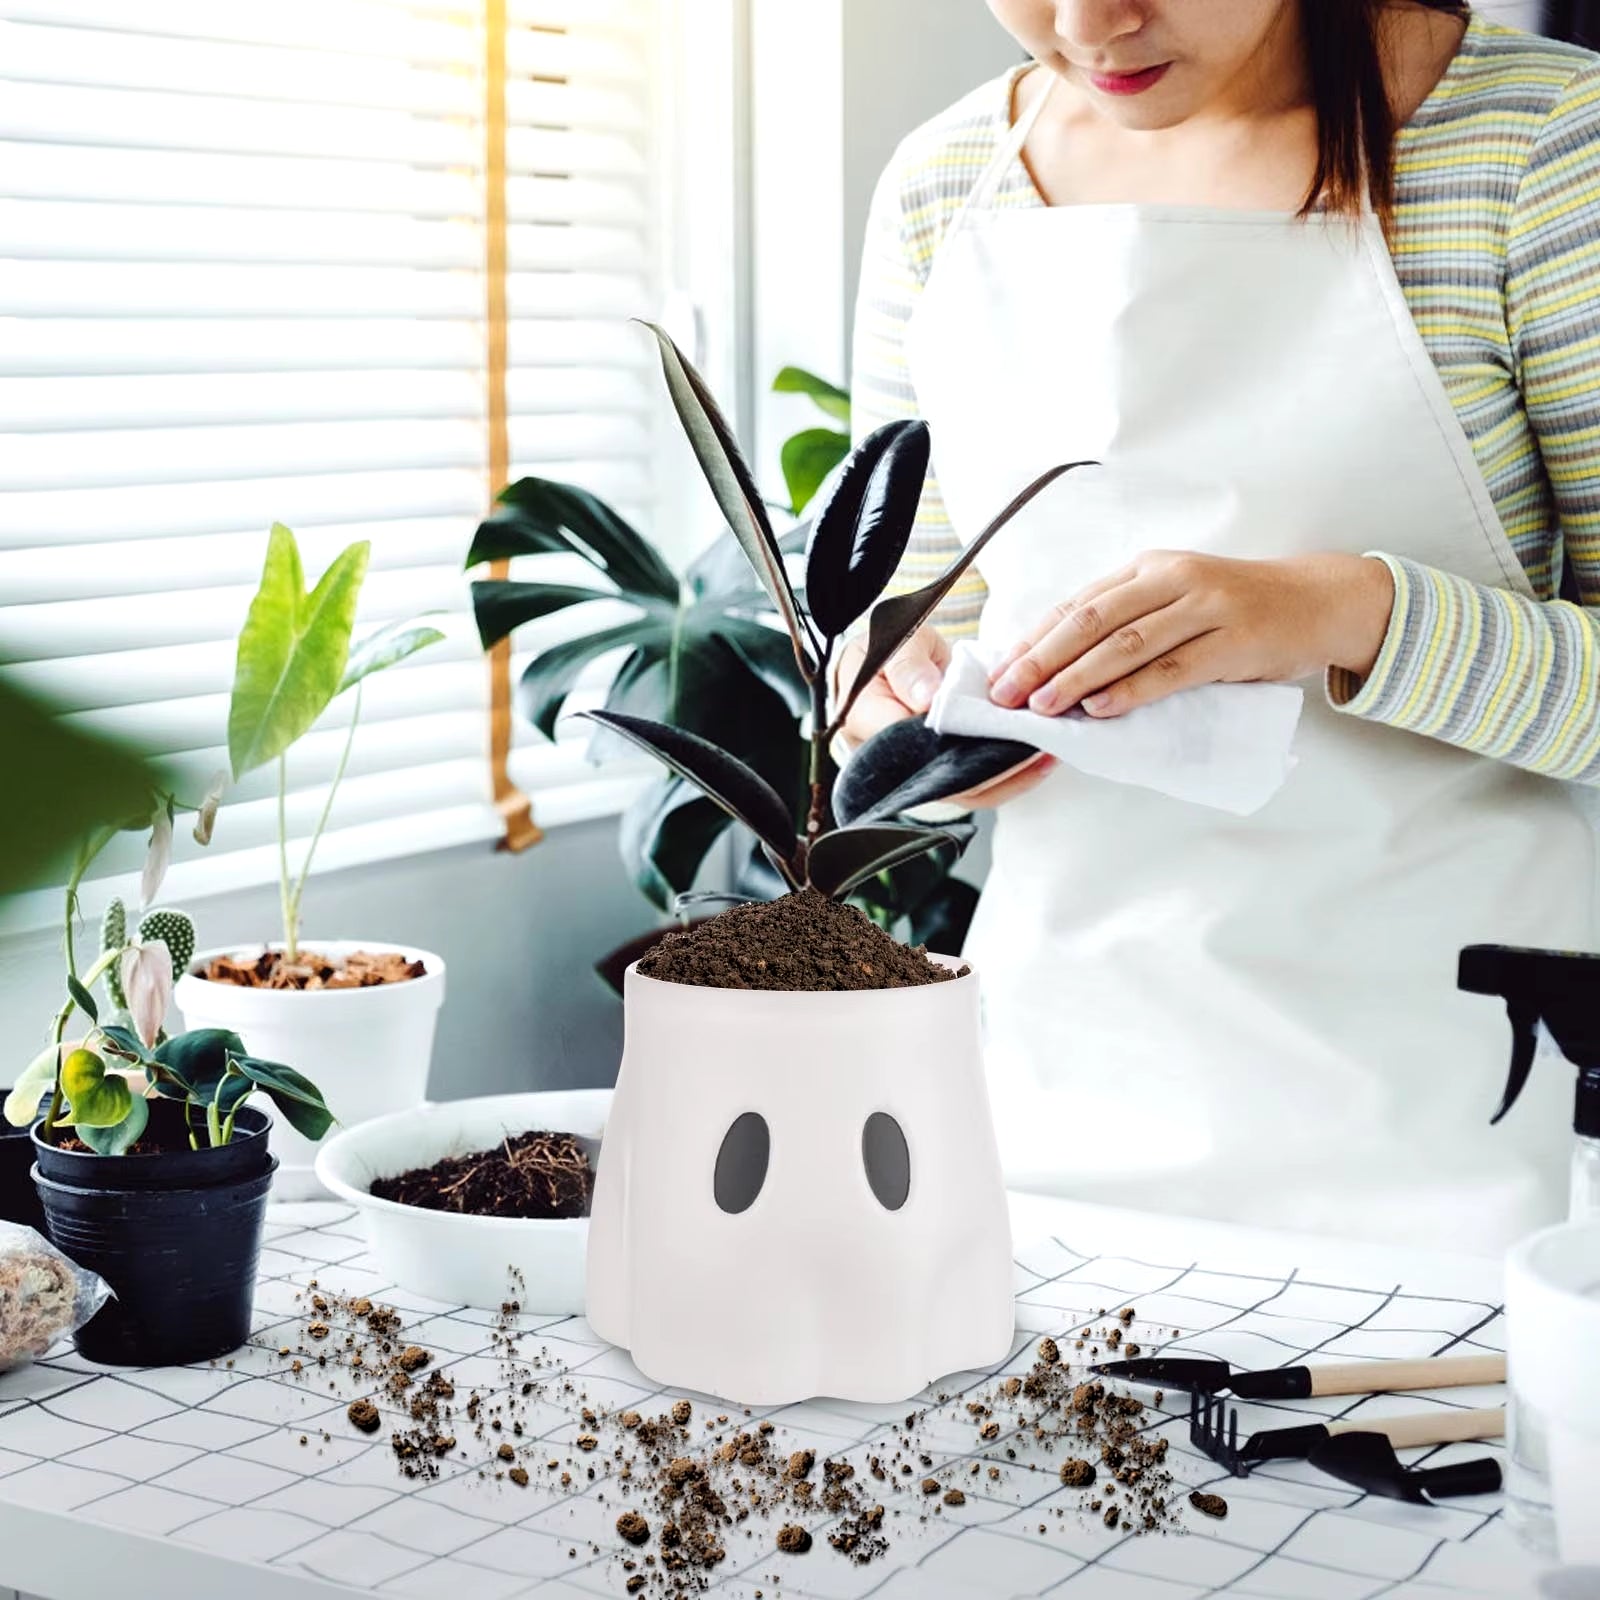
[{"x1": 0, "y1": 1222, "x2": 111, "y2": 1372}]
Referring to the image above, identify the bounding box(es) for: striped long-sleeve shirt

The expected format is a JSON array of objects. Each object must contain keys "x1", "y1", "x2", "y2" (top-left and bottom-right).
[{"x1": 852, "y1": 13, "x2": 1600, "y2": 784}]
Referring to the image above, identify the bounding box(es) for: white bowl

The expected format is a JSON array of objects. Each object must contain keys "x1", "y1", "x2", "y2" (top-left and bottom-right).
[{"x1": 314, "y1": 1090, "x2": 609, "y2": 1314}]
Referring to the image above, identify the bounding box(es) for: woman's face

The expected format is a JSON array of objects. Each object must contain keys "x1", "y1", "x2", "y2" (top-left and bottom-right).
[{"x1": 986, "y1": 0, "x2": 1301, "y2": 128}]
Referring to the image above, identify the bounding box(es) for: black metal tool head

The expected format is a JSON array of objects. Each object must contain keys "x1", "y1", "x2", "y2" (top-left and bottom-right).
[
  {"x1": 1189, "y1": 1391, "x2": 1251, "y2": 1477},
  {"x1": 1093, "y1": 1358, "x2": 1233, "y2": 1392},
  {"x1": 1307, "y1": 1432, "x2": 1503, "y2": 1503}
]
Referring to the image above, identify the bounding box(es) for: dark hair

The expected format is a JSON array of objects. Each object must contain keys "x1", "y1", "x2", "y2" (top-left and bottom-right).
[{"x1": 1301, "y1": 0, "x2": 1469, "y2": 223}]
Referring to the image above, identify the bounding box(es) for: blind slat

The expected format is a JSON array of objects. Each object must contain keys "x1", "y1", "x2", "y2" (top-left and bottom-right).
[
  {"x1": 0, "y1": 461, "x2": 650, "y2": 545},
  {"x1": 2, "y1": 367, "x2": 646, "y2": 433},
  {"x1": 0, "y1": 318, "x2": 648, "y2": 376},
  {"x1": 0, "y1": 203, "x2": 645, "y2": 273}
]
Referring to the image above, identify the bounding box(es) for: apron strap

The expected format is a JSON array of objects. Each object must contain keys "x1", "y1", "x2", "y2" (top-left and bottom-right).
[{"x1": 942, "y1": 65, "x2": 1055, "y2": 251}]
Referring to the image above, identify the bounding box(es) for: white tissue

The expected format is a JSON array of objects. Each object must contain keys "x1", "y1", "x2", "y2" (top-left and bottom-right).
[{"x1": 926, "y1": 641, "x2": 1303, "y2": 817}]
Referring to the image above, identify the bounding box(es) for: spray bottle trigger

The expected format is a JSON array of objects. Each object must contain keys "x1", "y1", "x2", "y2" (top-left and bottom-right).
[{"x1": 1490, "y1": 1001, "x2": 1541, "y2": 1126}]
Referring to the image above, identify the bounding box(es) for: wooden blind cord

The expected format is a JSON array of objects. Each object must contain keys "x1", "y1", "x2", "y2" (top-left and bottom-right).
[{"x1": 484, "y1": 0, "x2": 542, "y2": 853}]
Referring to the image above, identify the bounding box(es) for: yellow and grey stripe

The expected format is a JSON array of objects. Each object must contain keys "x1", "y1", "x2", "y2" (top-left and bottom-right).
[{"x1": 851, "y1": 13, "x2": 1600, "y2": 784}]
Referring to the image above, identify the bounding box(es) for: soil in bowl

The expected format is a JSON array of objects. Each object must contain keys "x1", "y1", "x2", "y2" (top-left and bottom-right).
[
  {"x1": 198, "y1": 948, "x2": 426, "y2": 991},
  {"x1": 636, "y1": 889, "x2": 966, "y2": 992},
  {"x1": 370, "y1": 1131, "x2": 594, "y2": 1220}
]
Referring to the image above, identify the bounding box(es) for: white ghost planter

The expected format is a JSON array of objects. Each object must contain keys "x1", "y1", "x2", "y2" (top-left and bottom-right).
[{"x1": 586, "y1": 957, "x2": 1015, "y2": 1405}]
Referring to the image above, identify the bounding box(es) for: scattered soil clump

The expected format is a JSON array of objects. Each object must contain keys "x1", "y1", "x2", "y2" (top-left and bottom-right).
[
  {"x1": 1189, "y1": 1490, "x2": 1229, "y2": 1519},
  {"x1": 637, "y1": 889, "x2": 965, "y2": 991},
  {"x1": 370, "y1": 1131, "x2": 593, "y2": 1219},
  {"x1": 200, "y1": 948, "x2": 426, "y2": 990}
]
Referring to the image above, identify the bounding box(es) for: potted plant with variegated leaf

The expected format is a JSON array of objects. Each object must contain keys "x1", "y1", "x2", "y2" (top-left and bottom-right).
[
  {"x1": 173, "y1": 524, "x2": 446, "y2": 1197},
  {"x1": 3, "y1": 795, "x2": 332, "y2": 1365}
]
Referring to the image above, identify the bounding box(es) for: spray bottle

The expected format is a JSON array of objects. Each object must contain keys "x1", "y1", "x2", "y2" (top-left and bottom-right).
[{"x1": 1459, "y1": 944, "x2": 1600, "y2": 1223}]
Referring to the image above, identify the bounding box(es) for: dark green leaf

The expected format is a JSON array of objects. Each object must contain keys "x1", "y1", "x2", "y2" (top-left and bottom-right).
[
  {"x1": 517, "y1": 619, "x2": 671, "y2": 741},
  {"x1": 152, "y1": 1028, "x2": 246, "y2": 1098},
  {"x1": 834, "y1": 717, "x2": 1038, "y2": 825},
  {"x1": 711, "y1": 615, "x2": 810, "y2": 718},
  {"x1": 75, "y1": 1094, "x2": 149, "y2": 1155},
  {"x1": 230, "y1": 1055, "x2": 335, "y2": 1141},
  {"x1": 581, "y1": 710, "x2": 800, "y2": 877},
  {"x1": 638, "y1": 322, "x2": 815, "y2": 673},
  {"x1": 906, "y1": 876, "x2": 981, "y2": 957},
  {"x1": 806, "y1": 822, "x2": 973, "y2": 899},
  {"x1": 620, "y1": 779, "x2": 732, "y2": 912},
  {"x1": 836, "y1": 461, "x2": 1093, "y2": 733},
  {"x1": 772, "y1": 366, "x2": 851, "y2": 424},
  {"x1": 805, "y1": 421, "x2": 929, "y2": 640},
  {"x1": 472, "y1": 580, "x2": 640, "y2": 650},
  {"x1": 780, "y1": 427, "x2": 852, "y2": 517},
  {"x1": 467, "y1": 478, "x2": 679, "y2": 602},
  {"x1": 339, "y1": 619, "x2": 445, "y2": 693},
  {"x1": 0, "y1": 681, "x2": 156, "y2": 897},
  {"x1": 98, "y1": 1024, "x2": 153, "y2": 1065},
  {"x1": 67, "y1": 974, "x2": 98, "y2": 1023}
]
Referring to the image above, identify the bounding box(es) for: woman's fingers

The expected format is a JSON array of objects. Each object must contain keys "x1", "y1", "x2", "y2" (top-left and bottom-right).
[
  {"x1": 990, "y1": 568, "x2": 1181, "y2": 708},
  {"x1": 1027, "y1": 602, "x2": 1208, "y2": 715},
  {"x1": 987, "y1": 565, "x2": 1138, "y2": 684},
  {"x1": 882, "y1": 626, "x2": 951, "y2": 714},
  {"x1": 839, "y1": 625, "x2": 951, "y2": 746},
  {"x1": 1080, "y1": 635, "x2": 1226, "y2": 718}
]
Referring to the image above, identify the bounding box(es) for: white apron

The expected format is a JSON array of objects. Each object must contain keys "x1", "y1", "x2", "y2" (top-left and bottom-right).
[{"x1": 904, "y1": 76, "x2": 1596, "y2": 1250}]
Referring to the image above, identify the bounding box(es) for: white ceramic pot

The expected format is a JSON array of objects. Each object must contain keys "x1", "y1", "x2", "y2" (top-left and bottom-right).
[
  {"x1": 587, "y1": 959, "x2": 1015, "y2": 1405},
  {"x1": 315, "y1": 1091, "x2": 608, "y2": 1314},
  {"x1": 175, "y1": 941, "x2": 446, "y2": 1200}
]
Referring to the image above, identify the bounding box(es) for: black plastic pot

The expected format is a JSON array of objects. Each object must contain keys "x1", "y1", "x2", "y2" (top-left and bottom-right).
[
  {"x1": 0, "y1": 1097, "x2": 46, "y2": 1234},
  {"x1": 31, "y1": 1100, "x2": 276, "y2": 1365}
]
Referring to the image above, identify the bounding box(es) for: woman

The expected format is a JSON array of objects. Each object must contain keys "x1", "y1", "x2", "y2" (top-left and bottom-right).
[{"x1": 840, "y1": 1, "x2": 1600, "y2": 1248}]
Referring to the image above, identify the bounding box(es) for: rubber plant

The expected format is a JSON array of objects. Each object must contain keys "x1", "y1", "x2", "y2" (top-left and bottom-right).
[
  {"x1": 226, "y1": 524, "x2": 444, "y2": 961},
  {"x1": 578, "y1": 324, "x2": 1085, "y2": 900}
]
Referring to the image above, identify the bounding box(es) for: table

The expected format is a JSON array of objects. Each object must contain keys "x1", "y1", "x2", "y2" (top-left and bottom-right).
[{"x1": 0, "y1": 1196, "x2": 1554, "y2": 1600}]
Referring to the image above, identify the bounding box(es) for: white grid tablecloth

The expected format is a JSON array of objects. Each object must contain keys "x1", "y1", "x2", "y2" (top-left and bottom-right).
[{"x1": 0, "y1": 1199, "x2": 1549, "y2": 1600}]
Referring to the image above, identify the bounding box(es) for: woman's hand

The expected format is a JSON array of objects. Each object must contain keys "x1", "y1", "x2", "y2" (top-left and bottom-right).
[
  {"x1": 835, "y1": 627, "x2": 1057, "y2": 808},
  {"x1": 988, "y1": 551, "x2": 1396, "y2": 718}
]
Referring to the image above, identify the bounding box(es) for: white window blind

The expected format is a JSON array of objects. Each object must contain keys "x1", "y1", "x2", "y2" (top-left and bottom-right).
[{"x1": 0, "y1": 0, "x2": 671, "y2": 927}]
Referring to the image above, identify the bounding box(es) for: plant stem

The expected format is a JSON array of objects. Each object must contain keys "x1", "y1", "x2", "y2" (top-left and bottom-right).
[
  {"x1": 277, "y1": 754, "x2": 294, "y2": 962},
  {"x1": 45, "y1": 838, "x2": 111, "y2": 1137},
  {"x1": 804, "y1": 669, "x2": 831, "y2": 851},
  {"x1": 287, "y1": 683, "x2": 361, "y2": 959}
]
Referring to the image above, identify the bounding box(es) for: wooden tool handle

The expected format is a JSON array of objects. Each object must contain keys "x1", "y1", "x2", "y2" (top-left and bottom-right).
[
  {"x1": 1328, "y1": 1406, "x2": 1505, "y2": 1450},
  {"x1": 1308, "y1": 1354, "x2": 1506, "y2": 1398}
]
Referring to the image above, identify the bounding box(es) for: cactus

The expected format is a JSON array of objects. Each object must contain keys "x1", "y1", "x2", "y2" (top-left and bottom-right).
[
  {"x1": 137, "y1": 908, "x2": 196, "y2": 979},
  {"x1": 101, "y1": 896, "x2": 128, "y2": 1008}
]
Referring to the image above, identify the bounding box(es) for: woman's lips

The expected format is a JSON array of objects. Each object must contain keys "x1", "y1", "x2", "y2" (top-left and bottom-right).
[{"x1": 1087, "y1": 63, "x2": 1171, "y2": 96}]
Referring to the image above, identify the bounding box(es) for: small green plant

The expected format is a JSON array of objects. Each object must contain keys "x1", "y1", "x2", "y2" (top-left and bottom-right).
[
  {"x1": 774, "y1": 366, "x2": 852, "y2": 515},
  {"x1": 5, "y1": 788, "x2": 328, "y2": 1154},
  {"x1": 226, "y1": 524, "x2": 444, "y2": 961}
]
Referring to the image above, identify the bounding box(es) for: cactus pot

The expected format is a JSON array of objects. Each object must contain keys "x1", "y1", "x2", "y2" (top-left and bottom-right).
[
  {"x1": 175, "y1": 941, "x2": 445, "y2": 1200},
  {"x1": 31, "y1": 1101, "x2": 275, "y2": 1365},
  {"x1": 586, "y1": 959, "x2": 1015, "y2": 1405}
]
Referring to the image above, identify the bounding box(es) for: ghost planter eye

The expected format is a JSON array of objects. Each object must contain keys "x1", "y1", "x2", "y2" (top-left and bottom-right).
[
  {"x1": 862, "y1": 1112, "x2": 911, "y2": 1211},
  {"x1": 713, "y1": 1111, "x2": 770, "y2": 1215}
]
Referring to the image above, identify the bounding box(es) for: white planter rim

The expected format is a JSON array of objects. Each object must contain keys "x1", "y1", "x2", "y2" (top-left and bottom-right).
[
  {"x1": 622, "y1": 954, "x2": 973, "y2": 1009},
  {"x1": 315, "y1": 1092, "x2": 599, "y2": 1234},
  {"x1": 176, "y1": 940, "x2": 445, "y2": 1006}
]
